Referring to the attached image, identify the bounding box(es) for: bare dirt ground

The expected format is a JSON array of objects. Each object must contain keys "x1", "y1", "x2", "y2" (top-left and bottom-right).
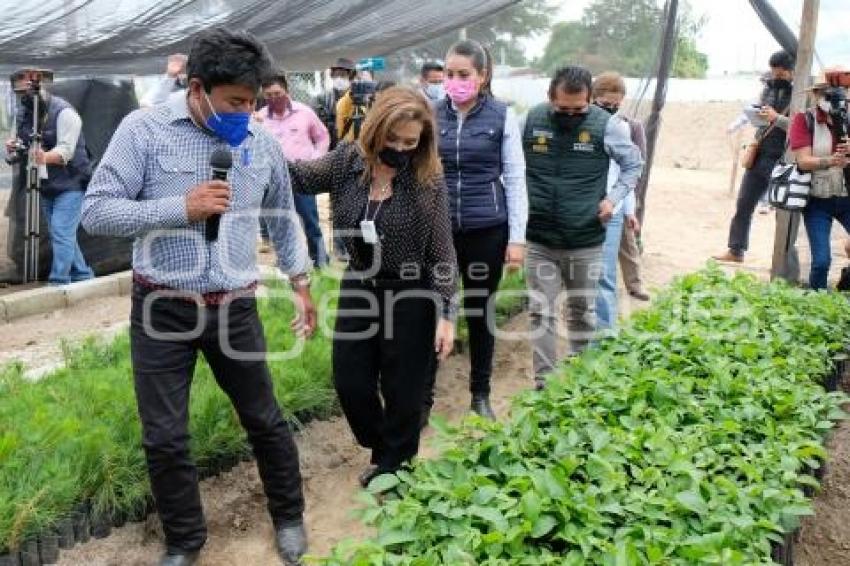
[{"x1": 3, "y1": 100, "x2": 850, "y2": 564}]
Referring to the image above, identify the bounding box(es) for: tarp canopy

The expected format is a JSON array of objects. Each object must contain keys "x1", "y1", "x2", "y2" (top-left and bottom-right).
[{"x1": 0, "y1": 0, "x2": 517, "y2": 76}]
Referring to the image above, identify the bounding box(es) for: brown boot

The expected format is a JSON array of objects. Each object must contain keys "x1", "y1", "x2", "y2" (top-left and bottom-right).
[{"x1": 712, "y1": 250, "x2": 743, "y2": 263}]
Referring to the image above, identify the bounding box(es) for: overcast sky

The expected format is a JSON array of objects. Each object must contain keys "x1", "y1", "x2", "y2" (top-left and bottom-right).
[{"x1": 524, "y1": 0, "x2": 850, "y2": 76}]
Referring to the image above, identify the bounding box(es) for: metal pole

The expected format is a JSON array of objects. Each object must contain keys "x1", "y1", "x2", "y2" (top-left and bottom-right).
[
  {"x1": 770, "y1": 0, "x2": 819, "y2": 283},
  {"x1": 635, "y1": 0, "x2": 679, "y2": 227},
  {"x1": 23, "y1": 85, "x2": 42, "y2": 283}
]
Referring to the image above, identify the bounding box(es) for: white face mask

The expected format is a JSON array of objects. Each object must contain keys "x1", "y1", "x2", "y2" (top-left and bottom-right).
[
  {"x1": 818, "y1": 98, "x2": 832, "y2": 113},
  {"x1": 332, "y1": 77, "x2": 350, "y2": 92},
  {"x1": 424, "y1": 83, "x2": 445, "y2": 101}
]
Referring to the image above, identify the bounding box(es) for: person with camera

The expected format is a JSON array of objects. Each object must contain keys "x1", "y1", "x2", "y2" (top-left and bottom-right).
[
  {"x1": 789, "y1": 69, "x2": 850, "y2": 290},
  {"x1": 142, "y1": 53, "x2": 189, "y2": 108},
  {"x1": 81, "y1": 28, "x2": 315, "y2": 566},
  {"x1": 6, "y1": 69, "x2": 94, "y2": 285},
  {"x1": 713, "y1": 51, "x2": 795, "y2": 264},
  {"x1": 257, "y1": 71, "x2": 330, "y2": 268},
  {"x1": 288, "y1": 86, "x2": 457, "y2": 488},
  {"x1": 523, "y1": 66, "x2": 642, "y2": 390},
  {"x1": 424, "y1": 39, "x2": 527, "y2": 421},
  {"x1": 312, "y1": 57, "x2": 357, "y2": 262}
]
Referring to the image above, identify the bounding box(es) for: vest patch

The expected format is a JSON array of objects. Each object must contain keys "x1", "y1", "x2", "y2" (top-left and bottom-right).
[{"x1": 532, "y1": 144, "x2": 549, "y2": 153}]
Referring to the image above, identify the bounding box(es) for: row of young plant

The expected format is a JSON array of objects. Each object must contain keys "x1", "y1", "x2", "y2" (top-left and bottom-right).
[
  {"x1": 0, "y1": 270, "x2": 527, "y2": 563},
  {"x1": 321, "y1": 267, "x2": 850, "y2": 565}
]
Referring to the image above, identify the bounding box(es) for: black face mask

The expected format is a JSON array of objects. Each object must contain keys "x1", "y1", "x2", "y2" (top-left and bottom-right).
[
  {"x1": 553, "y1": 111, "x2": 587, "y2": 131},
  {"x1": 378, "y1": 147, "x2": 415, "y2": 170},
  {"x1": 594, "y1": 102, "x2": 619, "y2": 115},
  {"x1": 767, "y1": 78, "x2": 792, "y2": 91}
]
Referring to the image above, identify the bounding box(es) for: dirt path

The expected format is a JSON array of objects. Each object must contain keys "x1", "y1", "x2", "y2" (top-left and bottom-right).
[
  {"x1": 4, "y1": 162, "x2": 850, "y2": 564},
  {"x1": 55, "y1": 313, "x2": 534, "y2": 566}
]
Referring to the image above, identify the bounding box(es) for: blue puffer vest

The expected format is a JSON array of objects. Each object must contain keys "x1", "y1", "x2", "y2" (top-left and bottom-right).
[
  {"x1": 18, "y1": 95, "x2": 91, "y2": 196},
  {"x1": 436, "y1": 95, "x2": 508, "y2": 232}
]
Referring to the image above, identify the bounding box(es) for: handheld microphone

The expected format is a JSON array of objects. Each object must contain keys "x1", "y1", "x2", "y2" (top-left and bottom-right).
[{"x1": 206, "y1": 148, "x2": 233, "y2": 242}]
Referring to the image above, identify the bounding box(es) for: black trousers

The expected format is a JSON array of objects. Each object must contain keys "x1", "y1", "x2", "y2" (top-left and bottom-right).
[
  {"x1": 333, "y1": 279, "x2": 437, "y2": 470},
  {"x1": 727, "y1": 165, "x2": 772, "y2": 256},
  {"x1": 129, "y1": 285, "x2": 304, "y2": 554},
  {"x1": 423, "y1": 223, "x2": 508, "y2": 409}
]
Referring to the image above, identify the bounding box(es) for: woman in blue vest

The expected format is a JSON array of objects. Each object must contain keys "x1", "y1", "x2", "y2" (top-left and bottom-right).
[{"x1": 426, "y1": 39, "x2": 527, "y2": 420}]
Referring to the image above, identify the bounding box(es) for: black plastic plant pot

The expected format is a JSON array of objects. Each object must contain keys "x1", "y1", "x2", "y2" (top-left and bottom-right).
[
  {"x1": 38, "y1": 533, "x2": 60, "y2": 564},
  {"x1": 90, "y1": 512, "x2": 112, "y2": 539},
  {"x1": 56, "y1": 517, "x2": 75, "y2": 550},
  {"x1": 239, "y1": 447, "x2": 254, "y2": 462},
  {"x1": 128, "y1": 500, "x2": 148, "y2": 523},
  {"x1": 17, "y1": 551, "x2": 37, "y2": 566},
  {"x1": 222, "y1": 453, "x2": 239, "y2": 472},
  {"x1": 72, "y1": 511, "x2": 90, "y2": 544},
  {"x1": 0, "y1": 549, "x2": 21, "y2": 566},
  {"x1": 197, "y1": 465, "x2": 211, "y2": 480},
  {"x1": 17, "y1": 541, "x2": 38, "y2": 566},
  {"x1": 112, "y1": 509, "x2": 127, "y2": 529}
]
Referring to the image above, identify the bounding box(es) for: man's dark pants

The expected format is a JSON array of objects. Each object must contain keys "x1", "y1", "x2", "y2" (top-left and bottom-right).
[{"x1": 130, "y1": 285, "x2": 304, "y2": 554}]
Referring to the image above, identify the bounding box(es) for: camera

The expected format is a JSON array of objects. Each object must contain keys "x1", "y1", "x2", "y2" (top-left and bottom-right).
[
  {"x1": 823, "y1": 86, "x2": 848, "y2": 142},
  {"x1": 4, "y1": 139, "x2": 27, "y2": 165},
  {"x1": 350, "y1": 79, "x2": 377, "y2": 107}
]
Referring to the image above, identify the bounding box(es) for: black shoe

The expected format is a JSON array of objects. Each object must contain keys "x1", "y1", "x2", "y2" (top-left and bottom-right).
[
  {"x1": 275, "y1": 521, "x2": 308, "y2": 565},
  {"x1": 629, "y1": 290, "x2": 651, "y2": 302},
  {"x1": 358, "y1": 465, "x2": 382, "y2": 488},
  {"x1": 470, "y1": 395, "x2": 496, "y2": 420},
  {"x1": 159, "y1": 551, "x2": 199, "y2": 566}
]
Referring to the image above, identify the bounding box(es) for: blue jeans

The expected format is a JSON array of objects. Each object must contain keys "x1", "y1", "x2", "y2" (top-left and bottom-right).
[
  {"x1": 802, "y1": 196, "x2": 850, "y2": 290},
  {"x1": 596, "y1": 208, "x2": 625, "y2": 331},
  {"x1": 260, "y1": 193, "x2": 328, "y2": 268},
  {"x1": 293, "y1": 193, "x2": 328, "y2": 268},
  {"x1": 41, "y1": 190, "x2": 93, "y2": 285}
]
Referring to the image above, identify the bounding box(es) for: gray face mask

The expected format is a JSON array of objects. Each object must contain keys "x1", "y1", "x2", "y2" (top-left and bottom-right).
[{"x1": 424, "y1": 83, "x2": 445, "y2": 101}]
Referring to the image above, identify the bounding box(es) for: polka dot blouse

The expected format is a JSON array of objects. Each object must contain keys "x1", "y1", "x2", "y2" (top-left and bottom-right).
[{"x1": 288, "y1": 142, "x2": 458, "y2": 319}]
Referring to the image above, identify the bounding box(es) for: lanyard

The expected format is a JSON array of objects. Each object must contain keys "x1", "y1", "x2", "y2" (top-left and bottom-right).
[{"x1": 362, "y1": 180, "x2": 392, "y2": 222}]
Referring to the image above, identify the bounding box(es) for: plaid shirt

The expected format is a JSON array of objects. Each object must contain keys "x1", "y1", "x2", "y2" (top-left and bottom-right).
[{"x1": 82, "y1": 92, "x2": 310, "y2": 293}]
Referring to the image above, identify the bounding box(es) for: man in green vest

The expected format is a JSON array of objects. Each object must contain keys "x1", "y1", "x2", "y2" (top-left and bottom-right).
[{"x1": 523, "y1": 65, "x2": 643, "y2": 390}]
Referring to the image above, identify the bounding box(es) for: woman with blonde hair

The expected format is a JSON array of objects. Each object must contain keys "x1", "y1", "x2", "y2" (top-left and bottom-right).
[{"x1": 289, "y1": 86, "x2": 457, "y2": 486}]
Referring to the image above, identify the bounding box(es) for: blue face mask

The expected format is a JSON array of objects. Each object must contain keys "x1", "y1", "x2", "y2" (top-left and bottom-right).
[
  {"x1": 201, "y1": 90, "x2": 251, "y2": 147},
  {"x1": 424, "y1": 83, "x2": 445, "y2": 101}
]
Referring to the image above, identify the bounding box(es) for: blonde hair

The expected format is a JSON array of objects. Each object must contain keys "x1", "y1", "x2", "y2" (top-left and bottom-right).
[
  {"x1": 358, "y1": 86, "x2": 442, "y2": 185},
  {"x1": 592, "y1": 72, "x2": 627, "y2": 98}
]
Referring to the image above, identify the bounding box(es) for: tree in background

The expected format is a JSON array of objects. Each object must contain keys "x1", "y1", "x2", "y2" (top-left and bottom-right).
[
  {"x1": 537, "y1": 0, "x2": 708, "y2": 79},
  {"x1": 382, "y1": 0, "x2": 551, "y2": 80}
]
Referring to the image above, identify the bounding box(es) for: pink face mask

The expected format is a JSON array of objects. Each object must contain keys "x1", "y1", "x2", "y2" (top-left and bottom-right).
[{"x1": 444, "y1": 78, "x2": 479, "y2": 105}]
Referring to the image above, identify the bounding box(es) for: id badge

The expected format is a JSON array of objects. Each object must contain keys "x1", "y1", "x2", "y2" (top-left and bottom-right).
[{"x1": 360, "y1": 220, "x2": 378, "y2": 244}]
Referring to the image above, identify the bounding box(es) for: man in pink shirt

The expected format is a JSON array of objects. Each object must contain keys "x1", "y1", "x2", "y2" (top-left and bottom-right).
[{"x1": 258, "y1": 72, "x2": 330, "y2": 266}]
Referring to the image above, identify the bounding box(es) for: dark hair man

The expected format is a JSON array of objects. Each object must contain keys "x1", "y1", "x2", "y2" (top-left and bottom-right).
[
  {"x1": 523, "y1": 65, "x2": 643, "y2": 390},
  {"x1": 81, "y1": 28, "x2": 314, "y2": 566},
  {"x1": 713, "y1": 50, "x2": 795, "y2": 264},
  {"x1": 419, "y1": 60, "x2": 445, "y2": 102}
]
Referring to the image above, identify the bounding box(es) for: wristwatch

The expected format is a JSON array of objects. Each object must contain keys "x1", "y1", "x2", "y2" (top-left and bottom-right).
[{"x1": 290, "y1": 272, "x2": 311, "y2": 290}]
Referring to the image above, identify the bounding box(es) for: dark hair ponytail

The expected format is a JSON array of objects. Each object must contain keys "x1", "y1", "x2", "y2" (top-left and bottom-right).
[{"x1": 446, "y1": 39, "x2": 494, "y2": 98}]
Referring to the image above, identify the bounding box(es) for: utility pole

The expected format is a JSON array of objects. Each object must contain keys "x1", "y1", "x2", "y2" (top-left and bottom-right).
[{"x1": 770, "y1": 0, "x2": 819, "y2": 282}]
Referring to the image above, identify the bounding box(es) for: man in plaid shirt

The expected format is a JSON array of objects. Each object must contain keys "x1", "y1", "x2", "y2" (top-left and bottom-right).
[{"x1": 82, "y1": 28, "x2": 313, "y2": 566}]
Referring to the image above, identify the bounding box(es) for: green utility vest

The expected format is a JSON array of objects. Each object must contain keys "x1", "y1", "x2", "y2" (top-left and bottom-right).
[{"x1": 523, "y1": 103, "x2": 612, "y2": 250}]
